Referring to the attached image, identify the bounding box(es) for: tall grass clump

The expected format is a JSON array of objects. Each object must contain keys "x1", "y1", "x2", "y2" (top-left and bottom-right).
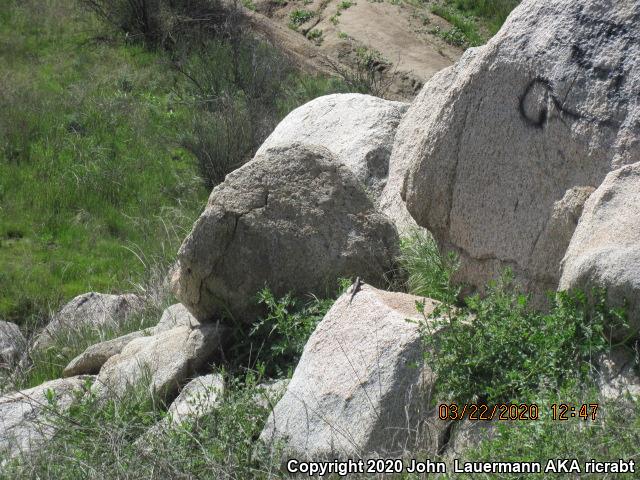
[{"x1": 398, "y1": 229, "x2": 460, "y2": 304}]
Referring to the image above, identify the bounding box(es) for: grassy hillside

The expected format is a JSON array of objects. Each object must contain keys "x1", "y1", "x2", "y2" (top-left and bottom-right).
[
  {"x1": 0, "y1": 1, "x2": 204, "y2": 327},
  {"x1": 430, "y1": 0, "x2": 521, "y2": 47},
  {"x1": 0, "y1": 0, "x2": 344, "y2": 330}
]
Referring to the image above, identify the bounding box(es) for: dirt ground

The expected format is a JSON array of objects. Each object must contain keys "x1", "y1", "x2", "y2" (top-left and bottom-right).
[{"x1": 247, "y1": 0, "x2": 463, "y2": 100}]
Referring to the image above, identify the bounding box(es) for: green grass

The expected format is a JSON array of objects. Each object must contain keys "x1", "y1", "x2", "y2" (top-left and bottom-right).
[
  {"x1": 0, "y1": 0, "x2": 348, "y2": 331},
  {"x1": 430, "y1": 0, "x2": 521, "y2": 47},
  {"x1": 0, "y1": 1, "x2": 207, "y2": 328},
  {"x1": 431, "y1": 4, "x2": 484, "y2": 46},
  {"x1": 447, "y1": 0, "x2": 521, "y2": 34},
  {"x1": 399, "y1": 229, "x2": 460, "y2": 304}
]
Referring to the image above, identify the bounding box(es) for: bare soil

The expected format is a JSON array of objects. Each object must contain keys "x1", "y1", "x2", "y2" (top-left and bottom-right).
[{"x1": 247, "y1": 0, "x2": 463, "y2": 100}]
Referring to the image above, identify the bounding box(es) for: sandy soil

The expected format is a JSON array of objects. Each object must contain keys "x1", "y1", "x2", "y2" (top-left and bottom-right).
[{"x1": 248, "y1": 0, "x2": 463, "y2": 100}]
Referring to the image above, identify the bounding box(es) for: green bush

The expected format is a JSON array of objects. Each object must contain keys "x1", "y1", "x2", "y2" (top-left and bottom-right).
[
  {"x1": 420, "y1": 271, "x2": 624, "y2": 404},
  {"x1": 448, "y1": 0, "x2": 520, "y2": 34},
  {"x1": 247, "y1": 288, "x2": 337, "y2": 377},
  {"x1": 465, "y1": 387, "x2": 640, "y2": 479},
  {"x1": 431, "y1": 4, "x2": 484, "y2": 47}
]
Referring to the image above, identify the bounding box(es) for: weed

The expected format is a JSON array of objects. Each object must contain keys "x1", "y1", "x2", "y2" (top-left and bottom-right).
[
  {"x1": 247, "y1": 288, "x2": 335, "y2": 377},
  {"x1": 447, "y1": 0, "x2": 520, "y2": 35},
  {"x1": 465, "y1": 386, "x2": 640, "y2": 479},
  {"x1": 338, "y1": 0, "x2": 355, "y2": 10},
  {"x1": 398, "y1": 229, "x2": 460, "y2": 304},
  {"x1": 288, "y1": 9, "x2": 314, "y2": 30},
  {"x1": 2, "y1": 373, "x2": 286, "y2": 479},
  {"x1": 307, "y1": 28, "x2": 324, "y2": 44}
]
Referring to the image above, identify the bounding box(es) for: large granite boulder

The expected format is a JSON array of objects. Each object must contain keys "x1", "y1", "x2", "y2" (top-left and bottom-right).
[
  {"x1": 560, "y1": 162, "x2": 640, "y2": 340},
  {"x1": 256, "y1": 94, "x2": 408, "y2": 200},
  {"x1": 92, "y1": 323, "x2": 225, "y2": 402},
  {"x1": 399, "y1": 0, "x2": 640, "y2": 299},
  {"x1": 36, "y1": 292, "x2": 145, "y2": 349},
  {"x1": 0, "y1": 321, "x2": 26, "y2": 368},
  {"x1": 173, "y1": 143, "x2": 399, "y2": 323},
  {"x1": 261, "y1": 284, "x2": 444, "y2": 459},
  {"x1": 0, "y1": 376, "x2": 91, "y2": 460}
]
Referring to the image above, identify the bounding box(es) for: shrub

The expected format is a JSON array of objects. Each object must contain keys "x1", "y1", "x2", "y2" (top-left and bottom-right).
[
  {"x1": 419, "y1": 271, "x2": 624, "y2": 404},
  {"x1": 248, "y1": 288, "x2": 336, "y2": 377},
  {"x1": 431, "y1": 4, "x2": 483, "y2": 47},
  {"x1": 468, "y1": 387, "x2": 640, "y2": 479},
  {"x1": 449, "y1": 0, "x2": 520, "y2": 34},
  {"x1": 79, "y1": 0, "x2": 239, "y2": 49},
  {"x1": 307, "y1": 28, "x2": 323, "y2": 44}
]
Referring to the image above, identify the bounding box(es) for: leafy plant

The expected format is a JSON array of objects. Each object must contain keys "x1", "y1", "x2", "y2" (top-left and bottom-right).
[
  {"x1": 447, "y1": 0, "x2": 520, "y2": 34},
  {"x1": 431, "y1": 4, "x2": 483, "y2": 47},
  {"x1": 288, "y1": 9, "x2": 314, "y2": 30},
  {"x1": 467, "y1": 386, "x2": 640, "y2": 479},
  {"x1": 338, "y1": 0, "x2": 355, "y2": 10},
  {"x1": 419, "y1": 271, "x2": 623, "y2": 404},
  {"x1": 307, "y1": 28, "x2": 323, "y2": 44},
  {"x1": 250, "y1": 288, "x2": 335, "y2": 377}
]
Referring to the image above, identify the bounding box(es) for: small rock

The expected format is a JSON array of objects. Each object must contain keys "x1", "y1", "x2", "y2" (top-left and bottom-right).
[
  {"x1": 62, "y1": 330, "x2": 147, "y2": 377},
  {"x1": 0, "y1": 376, "x2": 92, "y2": 460},
  {"x1": 0, "y1": 321, "x2": 26, "y2": 368},
  {"x1": 168, "y1": 373, "x2": 225, "y2": 425},
  {"x1": 93, "y1": 323, "x2": 225, "y2": 402},
  {"x1": 153, "y1": 303, "x2": 197, "y2": 335},
  {"x1": 597, "y1": 348, "x2": 640, "y2": 401}
]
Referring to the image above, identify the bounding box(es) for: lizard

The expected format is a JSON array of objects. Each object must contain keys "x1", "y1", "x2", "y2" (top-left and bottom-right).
[{"x1": 348, "y1": 277, "x2": 364, "y2": 304}]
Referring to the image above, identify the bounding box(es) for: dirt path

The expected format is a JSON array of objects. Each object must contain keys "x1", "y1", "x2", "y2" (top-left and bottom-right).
[{"x1": 250, "y1": 0, "x2": 463, "y2": 100}]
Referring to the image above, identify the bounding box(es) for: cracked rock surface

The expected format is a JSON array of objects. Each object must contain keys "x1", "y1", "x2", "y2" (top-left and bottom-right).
[
  {"x1": 400, "y1": 0, "x2": 640, "y2": 300},
  {"x1": 173, "y1": 143, "x2": 399, "y2": 323}
]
